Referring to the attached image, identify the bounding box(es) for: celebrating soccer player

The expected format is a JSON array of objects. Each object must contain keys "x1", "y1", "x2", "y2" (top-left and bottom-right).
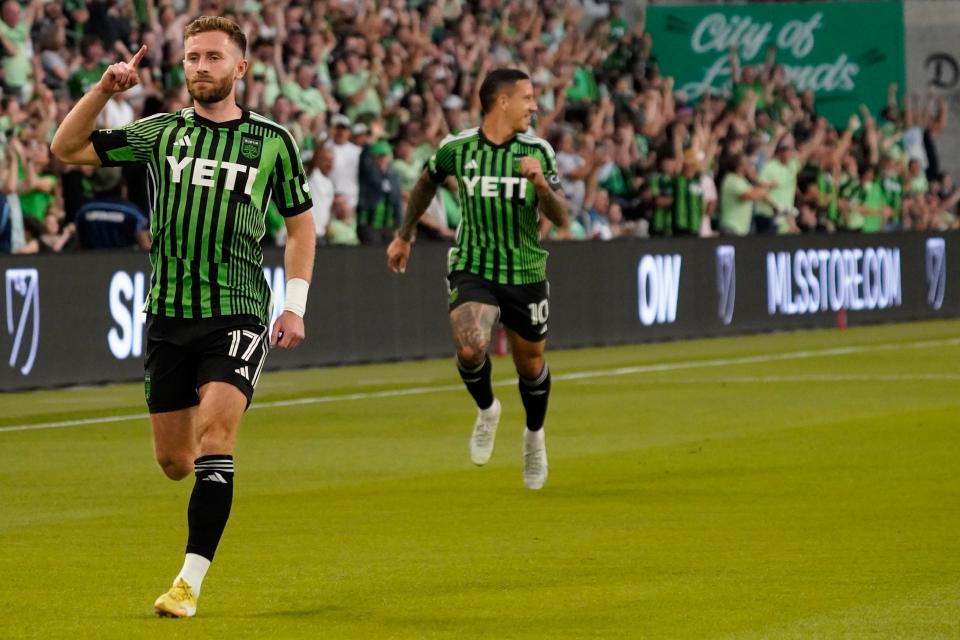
[
  {"x1": 386, "y1": 69, "x2": 568, "y2": 490},
  {"x1": 51, "y1": 17, "x2": 316, "y2": 618}
]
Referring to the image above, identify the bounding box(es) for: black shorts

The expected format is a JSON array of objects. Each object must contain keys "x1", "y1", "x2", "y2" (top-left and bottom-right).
[
  {"x1": 447, "y1": 271, "x2": 550, "y2": 342},
  {"x1": 144, "y1": 314, "x2": 269, "y2": 414}
]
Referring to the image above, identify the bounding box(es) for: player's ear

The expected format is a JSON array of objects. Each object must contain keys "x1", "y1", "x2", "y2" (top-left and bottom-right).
[{"x1": 235, "y1": 57, "x2": 248, "y2": 80}]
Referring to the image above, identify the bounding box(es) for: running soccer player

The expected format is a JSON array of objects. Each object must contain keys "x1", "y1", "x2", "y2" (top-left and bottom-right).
[
  {"x1": 51, "y1": 17, "x2": 315, "y2": 618},
  {"x1": 386, "y1": 68, "x2": 568, "y2": 490}
]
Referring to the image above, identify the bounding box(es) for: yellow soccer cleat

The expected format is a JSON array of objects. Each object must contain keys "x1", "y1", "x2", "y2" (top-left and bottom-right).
[{"x1": 153, "y1": 578, "x2": 198, "y2": 618}]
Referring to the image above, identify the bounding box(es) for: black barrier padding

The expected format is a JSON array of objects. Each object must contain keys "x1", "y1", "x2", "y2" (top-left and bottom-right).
[{"x1": 1, "y1": 232, "x2": 957, "y2": 391}]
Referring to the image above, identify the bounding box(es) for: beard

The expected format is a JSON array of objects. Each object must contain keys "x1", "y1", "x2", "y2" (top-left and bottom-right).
[{"x1": 186, "y1": 73, "x2": 234, "y2": 105}]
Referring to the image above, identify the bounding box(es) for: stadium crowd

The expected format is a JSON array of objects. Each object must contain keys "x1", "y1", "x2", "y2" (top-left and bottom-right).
[{"x1": 0, "y1": 0, "x2": 954, "y2": 253}]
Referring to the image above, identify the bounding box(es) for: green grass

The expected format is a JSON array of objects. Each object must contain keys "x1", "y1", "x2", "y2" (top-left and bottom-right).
[{"x1": 1, "y1": 320, "x2": 959, "y2": 639}]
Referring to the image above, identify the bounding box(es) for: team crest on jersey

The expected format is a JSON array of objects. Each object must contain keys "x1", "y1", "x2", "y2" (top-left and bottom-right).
[{"x1": 240, "y1": 135, "x2": 262, "y2": 160}]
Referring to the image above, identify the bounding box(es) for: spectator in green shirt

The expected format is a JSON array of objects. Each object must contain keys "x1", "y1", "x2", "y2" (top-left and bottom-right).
[
  {"x1": 838, "y1": 156, "x2": 864, "y2": 231},
  {"x1": 729, "y1": 52, "x2": 764, "y2": 110},
  {"x1": 906, "y1": 158, "x2": 929, "y2": 196},
  {"x1": 756, "y1": 132, "x2": 822, "y2": 234},
  {"x1": 62, "y1": 0, "x2": 89, "y2": 49},
  {"x1": 879, "y1": 155, "x2": 904, "y2": 227},
  {"x1": 391, "y1": 137, "x2": 421, "y2": 195},
  {"x1": 68, "y1": 36, "x2": 109, "y2": 100},
  {"x1": 336, "y1": 51, "x2": 382, "y2": 121},
  {"x1": 566, "y1": 62, "x2": 600, "y2": 104},
  {"x1": 607, "y1": 1, "x2": 628, "y2": 42},
  {"x1": 647, "y1": 156, "x2": 676, "y2": 238},
  {"x1": 672, "y1": 150, "x2": 705, "y2": 236},
  {"x1": 719, "y1": 154, "x2": 770, "y2": 236},
  {"x1": 327, "y1": 194, "x2": 359, "y2": 246},
  {"x1": 248, "y1": 37, "x2": 282, "y2": 108},
  {"x1": 356, "y1": 141, "x2": 402, "y2": 245},
  {"x1": 857, "y1": 165, "x2": 893, "y2": 233},
  {"x1": 14, "y1": 138, "x2": 57, "y2": 223},
  {"x1": 281, "y1": 64, "x2": 328, "y2": 120},
  {"x1": 0, "y1": 0, "x2": 41, "y2": 97}
]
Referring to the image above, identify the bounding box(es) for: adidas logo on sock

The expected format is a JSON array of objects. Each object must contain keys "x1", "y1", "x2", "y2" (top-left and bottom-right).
[{"x1": 202, "y1": 472, "x2": 228, "y2": 484}]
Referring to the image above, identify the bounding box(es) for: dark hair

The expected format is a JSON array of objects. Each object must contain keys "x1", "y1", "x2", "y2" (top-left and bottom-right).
[
  {"x1": 723, "y1": 153, "x2": 745, "y2": 176},
  {"x1": 80, "y1": 35, "x2": 102, "y2": 56},
  {"x1": 184, "y1": 16, "x2": 247, "y2": 56},
  {"x1": 478, "y1": 68, "x2": 530, "y2": 115}
]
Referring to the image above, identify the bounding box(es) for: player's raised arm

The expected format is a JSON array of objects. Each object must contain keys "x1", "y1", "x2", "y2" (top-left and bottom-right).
[
  {"x1": 51, "y1": 45, "x2": 147, "y2": 166},
  {"x1": 386, "y1": 170, "x2": 440, "y2": 273}
]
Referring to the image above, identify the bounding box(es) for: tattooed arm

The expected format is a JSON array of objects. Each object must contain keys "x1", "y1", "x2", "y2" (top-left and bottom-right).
[
  {"x1": 519, "y1": 156, "x2": 568, "y2": 229},
  {"x1": 535, "y1": 181, "x2": 569, "y2": 228},
  {"x1": 396, "y1": 170, "x2": 439, "y2": 242},
  {"x1": 387, "y1": 170, "x2": 439, "y2": 273}
]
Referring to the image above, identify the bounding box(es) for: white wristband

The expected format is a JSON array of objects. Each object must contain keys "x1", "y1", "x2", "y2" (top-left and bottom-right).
[{"x1": 283, "y1": 278, "x2": 309, "y2": 318}]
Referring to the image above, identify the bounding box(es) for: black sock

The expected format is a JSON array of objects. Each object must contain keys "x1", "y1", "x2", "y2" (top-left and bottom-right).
[
  {"x1": 185, "y1": 454, "x2": 234, "y2": 561},
  {"x1": 458, "y1": 356, "x2": 494, "y2": 410},
  {"x1": 519, "y1": 363, "x2": 551, "y2": 431}
]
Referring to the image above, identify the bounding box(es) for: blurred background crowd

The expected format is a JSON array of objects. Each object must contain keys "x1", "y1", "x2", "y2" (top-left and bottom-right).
[{"x1": 0, "y1": 0, "x2": 953, "y2": 254}]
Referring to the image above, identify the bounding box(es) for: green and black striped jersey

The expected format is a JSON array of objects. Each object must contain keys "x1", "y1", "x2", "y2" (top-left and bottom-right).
[
  {"x1": 672, "y1": 174, "x2": 704, "y2": 234},
  {"x1": 427, "y1": 127, "x2": 561, "y2": 285},
  {"x1": 91, "y1": 107, "x2": 311, "y2": 324}
]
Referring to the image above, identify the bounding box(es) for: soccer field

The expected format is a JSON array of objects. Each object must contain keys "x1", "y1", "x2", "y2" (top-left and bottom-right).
[{"x1": 1, "y1": 320, "x2": 958, "y2": 639}]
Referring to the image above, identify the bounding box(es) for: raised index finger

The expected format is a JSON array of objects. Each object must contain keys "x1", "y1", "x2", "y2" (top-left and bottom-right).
[{"x1": 129, "y1": 45, "x2": 148, "y2": 68}]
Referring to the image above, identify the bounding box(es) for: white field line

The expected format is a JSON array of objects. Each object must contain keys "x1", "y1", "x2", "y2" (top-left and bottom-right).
[
  {"x1": 571, "y1": 373, "x2": 960, "y2": 385},
  {"x1": 2, "y1": 337, "x2": 958, "y2": 434}
]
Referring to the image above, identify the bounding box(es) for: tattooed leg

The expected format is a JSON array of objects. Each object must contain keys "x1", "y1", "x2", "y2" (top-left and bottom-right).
[
  {"x1": 449, "y1": 302, "x2": 500, "y2": 368},
  {"x1": 451, "y1": 302, "x2": 500, "y2": 414}
]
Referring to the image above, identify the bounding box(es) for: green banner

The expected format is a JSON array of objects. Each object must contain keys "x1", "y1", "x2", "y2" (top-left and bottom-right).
[{"x1": 646, "y1": 1, "x2": 905, "y2": 126}]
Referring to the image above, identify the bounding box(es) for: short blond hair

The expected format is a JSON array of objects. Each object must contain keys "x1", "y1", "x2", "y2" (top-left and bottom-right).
[{"x1": 184, "y1": 16, "x2": 246, "y2": 56}]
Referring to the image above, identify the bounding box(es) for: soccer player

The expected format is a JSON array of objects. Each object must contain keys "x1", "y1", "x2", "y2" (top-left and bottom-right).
[
  {"x1": 386, "y1": 68, "x2": 568, "y2": 490},
  {"x1": 51, "y1": 17, "x2": 315, "y2": 618}
]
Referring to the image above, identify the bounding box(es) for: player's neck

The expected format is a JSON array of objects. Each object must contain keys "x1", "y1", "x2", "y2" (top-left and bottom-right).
[
  {"x1": 480, "y1": 117, "x2": 518, "y2": 146},
  {"x1": 193, "y1": 97, "x2": 243, "y2": 123}
]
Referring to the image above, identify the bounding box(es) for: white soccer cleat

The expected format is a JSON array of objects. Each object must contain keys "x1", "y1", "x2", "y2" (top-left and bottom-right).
[
  {"x1": 469, "y1": 398, "x2": 501, "y2": 465},
  {"x1": 523, "y1": 428, "x2": 548, "y2": 490}
]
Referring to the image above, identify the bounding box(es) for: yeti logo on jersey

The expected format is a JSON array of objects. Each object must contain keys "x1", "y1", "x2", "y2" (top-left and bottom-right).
[
  {"x1": 166, "y1": 156, "x2": 259, "y2": 195},
  {"x1": 463, "y1": 175, "x2": 529, "y2": 199},
  {"x1": 240, "y1": 135, "x2": 262, "y2": 160}
]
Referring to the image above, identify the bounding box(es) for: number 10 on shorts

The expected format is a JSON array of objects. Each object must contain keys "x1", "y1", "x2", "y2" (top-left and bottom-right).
[{"x1": 527, "y1": 299, "x2": 549, "y2": 325}]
